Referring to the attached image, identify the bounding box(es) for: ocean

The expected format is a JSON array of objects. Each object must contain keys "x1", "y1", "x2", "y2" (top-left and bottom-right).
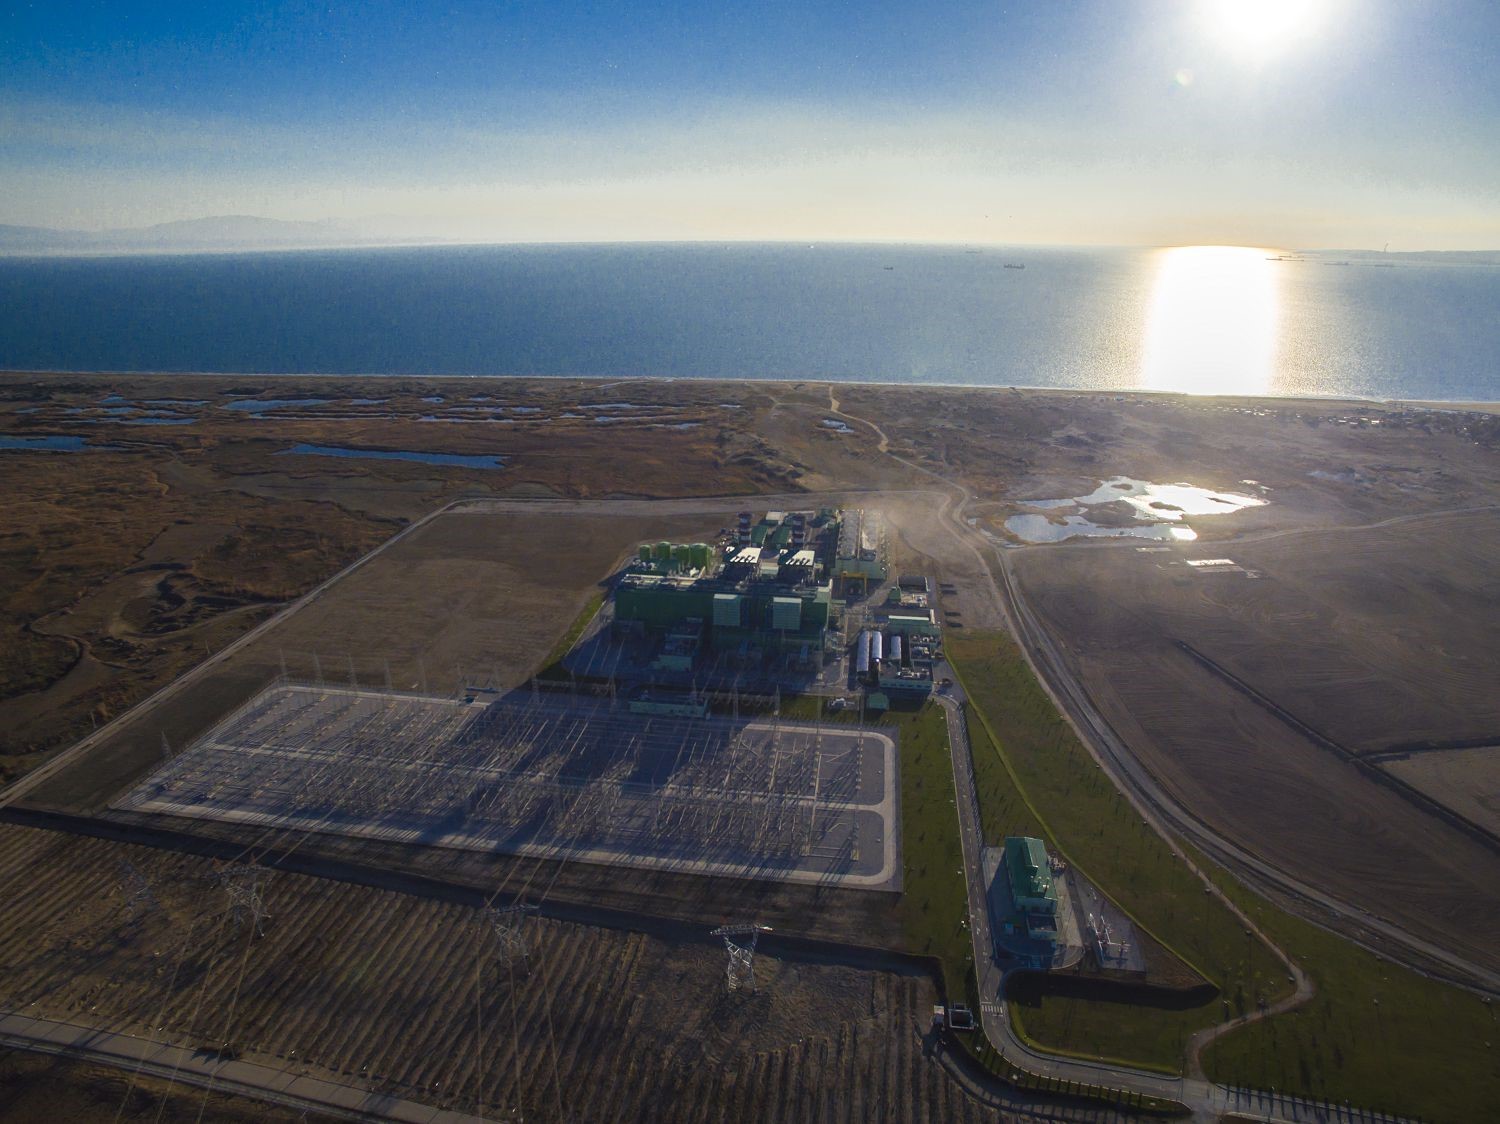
[{"x1": 0, "y1": 243, "x2": 1495, "y2": 401}]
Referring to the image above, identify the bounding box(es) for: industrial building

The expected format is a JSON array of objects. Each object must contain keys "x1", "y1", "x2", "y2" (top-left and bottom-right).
[
  {"x1": 854, "y1": 622, "x2": 936, "y2": 697},
  {"x1": 1005, "y1": 836, "x2": 1060, "y2": 944},
  {"x1": 613, "y1": 510, "x2": 843, "y2": 664},
  {"x1": 833, "y1": 508, "x2": 887, "y2": 596}
]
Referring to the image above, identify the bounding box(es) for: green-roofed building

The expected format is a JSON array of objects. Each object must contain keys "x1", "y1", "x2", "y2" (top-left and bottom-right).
[{"x1": 1004, "y1": 836, "x2": 1057, "y2": 916}]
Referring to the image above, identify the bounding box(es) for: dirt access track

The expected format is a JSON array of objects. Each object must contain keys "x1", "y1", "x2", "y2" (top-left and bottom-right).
[
  {"x1": 0, "y1": 823, "x2": 1019, "y2": 1124},
  {"x1": 16, "y1": 497, "x2": 785, "y2": 812},
  {"x1": 12, "y1": 491, "x2": 992, "y2": 950},
  {"x1": 1010, "y1": 507, "x2": 1500, "y2": 975},
  {"x1": 19, "y1": 490, "x2": 986, "y2": 813}
]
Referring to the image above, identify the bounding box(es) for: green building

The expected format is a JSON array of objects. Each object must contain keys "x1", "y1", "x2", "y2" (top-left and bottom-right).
[
  {"x1": 615, "y1": 510, "x2": 845, "y2": 657},
  {"x1": 1004, "y1": 836, "x2": 1058, "y2": 916},
  {"x1": 615, "y1": 573, "x2": 832, "y2": 653},
  {"x1": 1002, "y1": 834, "x2": 1062, "y2": 936}
]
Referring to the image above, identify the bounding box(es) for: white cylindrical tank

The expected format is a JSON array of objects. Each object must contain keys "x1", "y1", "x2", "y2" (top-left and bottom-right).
[
  {"x1": 889, "y1": 633, "x2": 903, "y2": 664},
  {"x1": 870, "y1": 631, "x2": 884, "y2": 665},
  {"x1": 855, "y1": 630, "x2": 872, "y2": 674}
]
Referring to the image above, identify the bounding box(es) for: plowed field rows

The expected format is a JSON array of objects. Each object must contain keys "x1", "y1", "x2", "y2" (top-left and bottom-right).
[{"x1": 0, "y1": 825, "x2": 1022, "y2": 1122}]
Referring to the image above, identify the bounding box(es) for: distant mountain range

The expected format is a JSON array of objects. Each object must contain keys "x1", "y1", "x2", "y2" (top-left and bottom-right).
[{"x1": 0, "y1": 215, "x2": 428, "y2": 254}]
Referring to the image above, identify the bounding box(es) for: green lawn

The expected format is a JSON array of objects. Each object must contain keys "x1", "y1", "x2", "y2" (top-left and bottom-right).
[
  {"x1": 1200, "y1": 861, "x2": 1500, "y2": 1121},
  {"x1": 950, "y1": 627, "x2": 1499, "y2": 1122},
  {"x1": 780, "y1": 692, "x2": 1183, "y2": 1116},
  {"x1": 948, "y1": 630, "x2": 1283, "y2": 1073},
  {"x1": 777, "y1": 695, "x2": 973, "y2": 996},
  {"x1": 535, "y1": 589, "x2": 606, "y2": 679},
  {"x1": 888, "y1": 701, "x2": 975, "y2": 997}
]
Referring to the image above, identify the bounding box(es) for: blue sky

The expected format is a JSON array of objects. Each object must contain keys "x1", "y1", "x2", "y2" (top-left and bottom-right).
[{"x1": 3, "y1": 0, "x2": 1497, "y2": 247}]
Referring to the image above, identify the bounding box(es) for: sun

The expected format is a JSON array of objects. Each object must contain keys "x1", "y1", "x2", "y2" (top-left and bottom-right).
[{"x1": 1201, "y1": 0, "x2": 1324, "y2": 60}]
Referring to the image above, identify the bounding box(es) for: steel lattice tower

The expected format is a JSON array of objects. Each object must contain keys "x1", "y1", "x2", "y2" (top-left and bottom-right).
[
  {"x1": 214, "y1": 863, "x2": 269, "y2": 936},
  {"x1": 711, "y1": 924, "x2": 768, "y2": 992},
  {"x1": 487, "y1": 903, "x2": 537, "y2": 964},
  {"x1": 117, "y1": 860, "x2": 159, "y2": 922}
]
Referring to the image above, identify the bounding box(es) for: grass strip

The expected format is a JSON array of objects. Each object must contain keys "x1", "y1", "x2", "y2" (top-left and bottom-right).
[
  {"x1": 947, "y1": 629, "x2": 1288, "y2": 1072},
  {"x1": 534, "y1": 590, "x2": 606, "y2": 679},
  {"x1": 950, "y1": 627, "x2": 1498, "y2": 1121}
]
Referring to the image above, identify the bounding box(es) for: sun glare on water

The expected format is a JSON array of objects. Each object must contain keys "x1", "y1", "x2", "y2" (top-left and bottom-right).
[{"x1": 1139, "y1": 246, "x2": 1280, "y2": 396}]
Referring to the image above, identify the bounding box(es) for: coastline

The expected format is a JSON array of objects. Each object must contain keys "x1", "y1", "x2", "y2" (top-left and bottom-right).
[{"x1": 3, "y1": 367, "x2": 1498, "y2": 414}]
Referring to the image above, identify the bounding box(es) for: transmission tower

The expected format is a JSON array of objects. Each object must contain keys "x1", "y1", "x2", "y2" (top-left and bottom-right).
[
  {"x1": 487, "y1": 903, "x2": 538, "y2": 965},
  {"x1": 711, "y1": 924, "x2": 769, "y2": 993},
  {"x1": 214, "y1": 863, "x2": 269, "y2": 936},
  {"x1": 117, "y1": 860, "x2": 159, "y2": 922}
]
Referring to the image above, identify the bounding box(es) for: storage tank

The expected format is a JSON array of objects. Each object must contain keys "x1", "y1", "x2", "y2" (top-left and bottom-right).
[
  {"x1": 672, "y1": 543, "x2": 691, "y2": 570},
  {"x1": 888, "y1": 634, "x2": 903, "y2": 664},
  {"x1": 690, "y1": 542, "x2": 710, "y2": 570},
  {"x1": 869, "y1": 630, "x2": 884, "y2": 665},
  {"x1": 855, "y1": 630, "x2": 872, "y2": 675},
  {"x1": 654, "y1": 541, "x2": 671, "y2": 563},
  {"x1": 638, "y1": 544, "x2": 654, "y2": 565}
]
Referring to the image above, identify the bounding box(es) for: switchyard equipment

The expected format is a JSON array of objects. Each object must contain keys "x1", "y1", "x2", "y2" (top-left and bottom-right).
[{"x1": 120, "y1": 683, "x2": 901, "y2": 891}]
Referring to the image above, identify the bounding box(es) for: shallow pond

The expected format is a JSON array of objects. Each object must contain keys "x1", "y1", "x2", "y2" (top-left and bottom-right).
[
  {"x1": 1005, "y1": 513, "x2": 1197, "y2": 543},
  {"x1": 224, "y1": 398, "x2": 333, "y2": 413},
  {"x1": 278, "y1": 443, "x2": 506, "y2": 469},
  {"x1": 1007, "y1": 476, "x2": 1266, "y2": 543},
  {"x1": 1066, "y1": 477, "x2": 1266, "y2": 522},
  {"x1": 1, "y1": 434, "x2": 95, "y2": 451}
]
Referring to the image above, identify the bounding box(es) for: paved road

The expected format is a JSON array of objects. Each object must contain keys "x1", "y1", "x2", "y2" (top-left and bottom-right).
[
  {"x1": 0, "y1": 486, "x2": 915, "y2": 814},
  {"x1": 990, "y1": 543, "x2": 1500, "y2": 997},
  {"x1": 863, "y1": 425, "x2": 1500, "y2": 995},
  {"x1": 0, "y1": 477, "x2": 1453, "y2": 1121},
  {"x1": 0, "y1": 1010, "x2": 484, "y2": 1123},
  {"x1": 935, "y1": 694, "x2": 1418, "y2": 1124}
]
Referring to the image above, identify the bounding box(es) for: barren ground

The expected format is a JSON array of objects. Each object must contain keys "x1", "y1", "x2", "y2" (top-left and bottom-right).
[
  {"x1": 1009, "y1": 511, "x2": 1500, "y2": 972},
  {"x1": 6, "y1": 371, "x2": 1500, "y2": 1117},
  {"x1": 0, "y1": 824, "x2": 1012, "y2": 1124}
]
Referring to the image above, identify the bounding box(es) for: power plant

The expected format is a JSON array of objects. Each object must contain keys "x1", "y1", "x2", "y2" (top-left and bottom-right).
[{"x1": 614, "y1": 509, "x2": 865, "y2": 664}]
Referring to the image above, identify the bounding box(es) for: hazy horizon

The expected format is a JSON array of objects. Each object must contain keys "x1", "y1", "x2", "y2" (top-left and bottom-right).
[
  {"x1": 4, "y1": 2, "x2": 1498, "y2": 250},
  {"x1": 4, "y1": 214, "x2": 1499, "y2": 258}
]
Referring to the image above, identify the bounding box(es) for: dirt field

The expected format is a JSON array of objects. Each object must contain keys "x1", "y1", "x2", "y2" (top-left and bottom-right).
[
  {"x1": 1382, "y1": 746, "x2": 1500, "y2": 836},
  {"x1": 8, "y1": 371, "x2": 1500, "y2": 1114},
  {"x1": 0, "y1": 373, "x2": 809, "y2": 787},
  {"x1": 0, "y1": 823, "x2": 1015, "y2": 1124},
  {"x1": 0, "y1": 1049, "x2": 326, "y2": 1124},
  {"x1": 19, "y1": 504, "x2": 738, "y2": 812},
  {"x1": 1010, "y1": 509, "x2": 1500, "y2": 973}
]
